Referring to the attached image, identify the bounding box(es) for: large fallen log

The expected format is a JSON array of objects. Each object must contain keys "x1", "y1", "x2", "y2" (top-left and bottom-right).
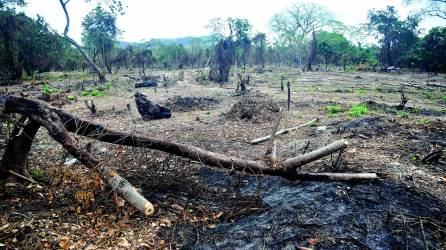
[
  {"x1": 0, "y1": 94, "x2": 154, "y2": 215},
  {"x1": 0, "y1": 94, "x2": 380, "y2": 214},
  {"x1": 251, "y1": 118, "x2": 320, "y2": 145}
]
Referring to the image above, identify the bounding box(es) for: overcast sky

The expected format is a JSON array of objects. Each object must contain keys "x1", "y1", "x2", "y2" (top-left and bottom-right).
[{"x1": 19, "y1": 0, "x2": 446, "y2": 43}]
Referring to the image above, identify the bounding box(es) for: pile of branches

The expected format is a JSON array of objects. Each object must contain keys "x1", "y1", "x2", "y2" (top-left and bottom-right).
[
  {"x1": 165, "y1": 96, "x2": 220, "y2": 112},
  {"x1": 225, "y1": 91, "x2": 280, "y2": 122}
]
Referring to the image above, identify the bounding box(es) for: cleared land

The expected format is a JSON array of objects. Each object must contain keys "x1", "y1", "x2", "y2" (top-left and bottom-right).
[{"x1": 0, "y1": 68, "x2": 445, "y2": 249}]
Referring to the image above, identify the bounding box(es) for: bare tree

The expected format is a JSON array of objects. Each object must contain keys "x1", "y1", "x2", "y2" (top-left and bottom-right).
[
  {"x1": 405, "y1": 0, "x2": 446, "y2": 20},
  {"x1": 269, "y1": 2, "x2": 334, "y2": 68}
]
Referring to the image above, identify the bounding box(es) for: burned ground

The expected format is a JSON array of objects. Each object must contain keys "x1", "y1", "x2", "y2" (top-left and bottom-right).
[{"x1": 0, "y1": 69, "x2": 445, "y2": 249}]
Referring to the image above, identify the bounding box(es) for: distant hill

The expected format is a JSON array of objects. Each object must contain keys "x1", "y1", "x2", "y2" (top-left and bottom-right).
[{"x1": 119, "y1": 36, "x2": 211, "y2": 48}]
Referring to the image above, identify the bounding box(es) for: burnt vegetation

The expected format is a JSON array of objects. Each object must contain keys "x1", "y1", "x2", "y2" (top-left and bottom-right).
[{"x1": 0, "y1": 0, "x2": 446, "y2": 249}]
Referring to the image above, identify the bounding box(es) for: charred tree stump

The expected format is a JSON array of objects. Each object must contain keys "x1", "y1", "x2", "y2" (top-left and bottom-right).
[
  {"x1": 84, "y1": 100, "x2": 97, "y2": 114},
  {"x1": 134, "y1": 92, "x2": 171, "y2": 120},
  {"x1": 209, "y1": 37, "x2": 234, "y2": 83},
  {"x1": 281, "y1": 76, "x2": 285, "y2": 92},
  {"x1": 0, "y1": 117, "x2": 40, "y2": 181},
  {"x1": 397, "y1": 86, "x2": 408, "y2": 110},
  {"x1": 287, "y1": 81, "x2": 291, "y2": 111}
]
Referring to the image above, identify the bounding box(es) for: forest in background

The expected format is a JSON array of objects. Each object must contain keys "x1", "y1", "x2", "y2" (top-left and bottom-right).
[{"x1": 0, "y1": 0, "x2": 445, "y2": 84}]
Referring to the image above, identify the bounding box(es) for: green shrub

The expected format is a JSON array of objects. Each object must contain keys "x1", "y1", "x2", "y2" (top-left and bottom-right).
[
  {"x1": 105, "y1": 82, "x2": 112, "y2": 90},
  {"x1": 441, "y1": 96, "x2": 446, "y2": 103},
  {"x1": 349, "y1": 104, "x2": 368, "y2": 117},
  {"x1": 90, "y1": 89, "x2": 104, "y2": 97},
  {"x1": 417, "y1": 117, "x2": 431, "y2": 125},
  {"x1": 29, "y1": 166, "x2": 44, "y2": 178},
  {"x1": 423, "y1": 91, "x2": 434, "y2": 100},
  {"x1": 67, "y1": 95, "x2": 76, "y2": 101},
  {"x1": 42, "y1": 84, "x2": 61, "y2": 95},
  {"x1": 358, "y1": 86, "x2": 366, "y2": 96},
  {"x1": 81, "y1": 88, "x2": 105, "y2": 97},
  {"x1": 397, "y1": 111, "x2": 410, "y2": 119},
  {"x1": 325, "y1": 104, "x2": 343, "y2": 116}
]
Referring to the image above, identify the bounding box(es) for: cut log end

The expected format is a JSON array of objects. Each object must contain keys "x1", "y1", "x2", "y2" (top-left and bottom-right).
[{"x1": 144, "y1": 202, "x2": 155, "y2": 216}]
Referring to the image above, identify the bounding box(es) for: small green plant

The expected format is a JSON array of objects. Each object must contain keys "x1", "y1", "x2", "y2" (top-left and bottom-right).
[
  {"x1": 67, "y1": 95, "x2": 76, "y2": 101},
  {"x1": 325, "y1": 104, "x2": 343, "y2": 117},
  {"x1": 349, "y1": 104, "x2": 368, "y2": 117},
  {"x1": 422, "y1": 91, "x2": 434, "y2": 100},
  {"x1": 42, "y1": 84, "x2": 61, "y2": 95},
  {"x1": 204, "y1": 110, "x2": 212, "y2": 115},
  {"x1": 413, "y1": 106, "x2": 421, "y2": 113},
  {"x1": 411, "y1": 155, "x2": 419, "y2": 162},
  {"x1": 81, "y1": 88, "x2": 105, "y2": 97},
  {"x1": 104, "y1": 82, "x2": 112, "y2": 90},
  {"x1": 417, "y1": 117, "x2": 431, "y2": 125},
  {"x1": 441, "y1": 95, "x2": 446, "y2": 103},
  {"x1": 90, "y1": 89, "x2": 104, "y2": 97},
  {"x1": 358, "y1": 86, "x2": 366, "y2": 96},
  {"x1": 29, "y1": 166, "x2": 44, "y2": 178},
  {"x1": 397, "y1": 111, "x2": 410, "y2": 119}
]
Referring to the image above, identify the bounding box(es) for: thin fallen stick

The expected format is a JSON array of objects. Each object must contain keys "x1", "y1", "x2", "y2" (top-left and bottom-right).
[
  {"x1": 8, "y1": 170, "x2": 37, "y2": 184},
  {"x1": 251, "y1": 118, "x2": 320, "y2": 145}
]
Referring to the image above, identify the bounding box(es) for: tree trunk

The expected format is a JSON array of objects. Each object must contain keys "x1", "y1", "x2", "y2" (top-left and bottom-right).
[
  {"x1": 59, "y1": 0, "x2": 106, "y2": 83},
  {"x1": 0, "y1": 117, "x2": 40, "y2": 180}
]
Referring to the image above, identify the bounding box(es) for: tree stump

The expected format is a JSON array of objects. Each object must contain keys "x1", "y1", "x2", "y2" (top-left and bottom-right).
[{"x1": 134, "y1": 92, "x2": 171, "y2": 120}]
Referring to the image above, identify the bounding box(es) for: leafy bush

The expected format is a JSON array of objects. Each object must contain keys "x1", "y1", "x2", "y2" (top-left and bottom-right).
[
  {"x1": 423, "y1": 91, "x2": 434, "y2": 100},
  {"x1": 81, "y1": 88, "x2": 105, "y2": 97},
  {"x1": 358, "y1": 86, "x2": 366, "y2": 96},
  {"x1": 397, "y1": 111, "x2": 410, "y2": 119},
  {"x1": 29, "y1": 166, "x2": 44, "y2": 178},
  {"x1": 90, "y1": 89, "x2": 104, "y2": 97},
  {"x1": 67, "y1": 95, "x2": 76, "y2": 101},
  {"x1": 349, "y1": 104, "x2": 368, "y2": 117},
  {"x1": 42, "y1": 84, "x2": 61, "y2": 95},
  {"x1": 325, "y1": 104, "x2": 343, "y2": 116},
  {"x1": 417, "y1": 117, "x2": 431, "y2": 125}
]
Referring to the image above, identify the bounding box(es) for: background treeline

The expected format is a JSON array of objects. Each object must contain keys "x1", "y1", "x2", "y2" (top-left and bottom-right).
[{"x1": 1, "y1": 1, "x2": 446, "y2": 82}]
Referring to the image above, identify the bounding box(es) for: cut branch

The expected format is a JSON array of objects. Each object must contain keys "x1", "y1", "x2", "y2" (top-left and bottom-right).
[
  {"x1": 1, "y1": 95, "x2": 379, "y2": 194},
  {"x1": 251, "y1": 118, "x2": 320, "y2": 145},
  {"x1": 2, "y1": 95, "x2": 153, "y2": 215}
]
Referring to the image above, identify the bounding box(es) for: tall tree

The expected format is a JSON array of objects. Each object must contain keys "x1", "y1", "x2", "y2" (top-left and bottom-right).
[
  {"x1": 419, "y1": 27, "x2": 446, "y2": 72},
  {"x1": 82, "y1": 6, "x2": 119, "y2": 74},
  {"x1": 269, "y1": 2, "x2": 334, "y2": 68},
  {"x1": 252, "y1": 32, "x2": 266, "y2": 68},
  {"x1": 367, "y1": 6, "x2": 420, "y2": 67},
  {"x1": 58, "y1": 0, "x2": 123, "y2": 82},
  {"x1": 307, "y1": 30, "x2": 317, "y2": 70},
  {"x1": 228, "y1": 18, "x2": 251, "y2": 69}
]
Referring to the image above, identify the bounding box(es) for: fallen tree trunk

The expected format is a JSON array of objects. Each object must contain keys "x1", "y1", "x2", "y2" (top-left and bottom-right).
[
  {"x1": 251, "y1": 118, "x2": 320, "y2": 145},
  {"x1": 1, "y1": 95, "x2": 154, "y2": 215},
  {"x1": 0, "y1": 94, "x2": 380, "y2": 213}
]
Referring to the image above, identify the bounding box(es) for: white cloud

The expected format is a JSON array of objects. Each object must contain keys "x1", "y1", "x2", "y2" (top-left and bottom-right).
[{"x1": 18, "y1": 0, "x2": 446, "y2": 42}]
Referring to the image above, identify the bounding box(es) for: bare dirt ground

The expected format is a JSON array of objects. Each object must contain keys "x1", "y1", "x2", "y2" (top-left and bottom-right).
[{"x1": 0, "y1": 68, "x2": 445, "y2": 249}]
